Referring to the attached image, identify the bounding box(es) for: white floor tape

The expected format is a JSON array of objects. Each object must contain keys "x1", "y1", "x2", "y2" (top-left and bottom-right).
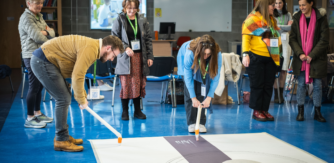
[{"x1": 89, "y1": 133, "x2": 326, "y2": 163}]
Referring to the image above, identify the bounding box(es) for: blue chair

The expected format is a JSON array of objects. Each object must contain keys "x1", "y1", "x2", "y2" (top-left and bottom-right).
[
  {"x1": 85, "y1": 61, "x2": 117, "y2": 105},
  {"x1": 115, "y1": 56, "x2": 177, "y2": 108}
]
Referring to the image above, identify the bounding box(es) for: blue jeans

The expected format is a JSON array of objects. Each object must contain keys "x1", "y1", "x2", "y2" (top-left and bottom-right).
[
  {"x1": 297, "y1": 71, "x2": 322, "y2": 107},
  {"x1": 30, "y1": 56, "x2": 72, "y2": 141}
]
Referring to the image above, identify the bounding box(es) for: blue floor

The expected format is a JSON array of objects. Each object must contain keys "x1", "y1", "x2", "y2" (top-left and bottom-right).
[{"x1": 0, "y1": 79, "x2": 333, "y2": 163}]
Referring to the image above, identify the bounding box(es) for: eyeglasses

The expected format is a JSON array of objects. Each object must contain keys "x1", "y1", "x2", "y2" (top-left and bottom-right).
[
  {"x1": 30, "y1": 1, "x2": 44, "y2": 5},
  {"x1": 201, "y1": 42, "x2": 213, "y2": 47},
  {"x1": 270, "y1": 3, "x2": 275, "y2": 7},
  {"x1": 111, "y1": 49, "x2": 116, "y2": 59}
]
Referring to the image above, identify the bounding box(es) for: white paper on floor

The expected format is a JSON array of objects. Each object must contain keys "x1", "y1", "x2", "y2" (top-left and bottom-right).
[{"x1": 89, "y1": 133, "x2": 327, "y2": 163}]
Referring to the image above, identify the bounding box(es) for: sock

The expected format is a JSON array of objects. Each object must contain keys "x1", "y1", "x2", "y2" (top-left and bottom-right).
[
  {"x1": 27, "y1": 116, "x2": 35, "y2": 121},
  {"x1": 35, "y1": 112, "x2": 42, "y2": 116}
]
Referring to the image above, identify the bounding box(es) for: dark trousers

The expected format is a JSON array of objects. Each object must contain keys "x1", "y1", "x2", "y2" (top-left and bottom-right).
[
  {"x1": 184, "y1": 80, "x2": 206, "y2": 125},
  {"x1": 23, "y1": 58, "x2": 44, "y2": 116},
  {"x1": 246, "y1": 52, "x2": 277, "y2": 111}
]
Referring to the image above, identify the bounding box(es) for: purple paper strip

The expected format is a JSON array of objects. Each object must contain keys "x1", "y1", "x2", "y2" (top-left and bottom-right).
[{"x1": 164, "y1": 136, "x2": 231, "y2": 163}]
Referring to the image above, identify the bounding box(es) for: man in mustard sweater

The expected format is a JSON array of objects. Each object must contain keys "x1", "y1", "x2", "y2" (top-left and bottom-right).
[{"x1": 30, "y1": 35, "x2": 124, "y2": 152}]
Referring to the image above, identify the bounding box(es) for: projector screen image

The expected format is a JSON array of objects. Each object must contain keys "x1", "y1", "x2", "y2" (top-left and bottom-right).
[{"x1": 91, "y1": 0, "x2": 146, "y2": 30}]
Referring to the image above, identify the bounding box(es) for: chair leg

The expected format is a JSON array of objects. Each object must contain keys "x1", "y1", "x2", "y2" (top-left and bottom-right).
[
  {"x1": 9, "y1": 76, "x2": 14, "y2": 92},
  {"x1": 285, "y1": 74, "x2": 293, "y2": 97},
  {"x1": 172, "y1": 76, "x2": 177, "y2": 108},
  {"x1": 21, "y1": 73, "x2": 26, "y2": 98},
  {"x1": 169, "y1": 80, "x2": 174, "y2": 106},
  {"x1": 43, "y1": 89, "x2": 47, "y2": 102},
  {"x1": 89, "y1": 79, "x2": 92, "y2": 101},
  {"x1": 236, "y1": 81, "x2": 240, "y2": 105},
  {"x1": 160, "y1": 82, "x2": 164, "y2": 104},
  {"x1": 112, "y1": 75, "x2": 117, "y2": 107},
  {"x1": 164, "y1": 81, "x2": 168, "y2": 104},
  {"x1": 277, "y1": 78, "x2": 281, "y2": 103},
  {"x1": 239, "y1": 76, "x2": 245, "y2": 103},
  {"x1": 290, "y1": 78, "x2": 296, "y2": 103}
]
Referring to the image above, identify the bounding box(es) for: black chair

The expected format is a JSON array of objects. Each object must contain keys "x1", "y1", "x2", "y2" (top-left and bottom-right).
[{"x1": 0, "y1": 65, "x2": 14, "y2": 92}]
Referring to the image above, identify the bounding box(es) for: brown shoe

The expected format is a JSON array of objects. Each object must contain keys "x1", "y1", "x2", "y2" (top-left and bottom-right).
[
  {"x1": 69, "y1": 136, "x2": 83, "y2": 145},
  {"x1": 54, "y1": 140, "x2": 84, "y2": 152},
  {"x1": 54, "y1": 136, "x2": 83, "y2": 145},
  {"x1": 252, "y1": 110, "x2": 267, "y2": 122},
  {"x1": 262, "y1": 111, "x2": 274, "y2": 121}
]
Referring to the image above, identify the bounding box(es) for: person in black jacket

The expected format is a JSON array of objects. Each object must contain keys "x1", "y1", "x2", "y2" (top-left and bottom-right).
[{"x1": 289, "y1": 0, "x2": 329, "y2": 122}]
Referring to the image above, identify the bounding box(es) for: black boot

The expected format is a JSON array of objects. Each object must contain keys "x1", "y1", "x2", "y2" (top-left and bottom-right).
[
  {"x1": 133, "y1": 97, "x2": 146, "y2": 119},
  {"x1": 121, "y1": 99, "x2": 129, "y2": 120},
  {"x1": 296, "y1": 105, "x2": 304, "y2": 121},
  {"x1": 279, "y1": 88, "x2": 285, "y2": 103},
  {"x1": 274, "y1": 89, "x2": 279, "y2": 103},
  {"x1": 314, "y1": 106, "x2": 326, "y2": 122}
]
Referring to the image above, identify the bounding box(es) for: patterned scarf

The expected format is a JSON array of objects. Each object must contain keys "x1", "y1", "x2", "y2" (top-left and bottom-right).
[{"x1": 242, "y1": 11, "x2": 282, "y2": 66}]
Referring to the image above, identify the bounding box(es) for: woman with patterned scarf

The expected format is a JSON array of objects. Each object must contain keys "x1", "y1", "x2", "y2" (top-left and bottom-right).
[
  {"x1": 242, "y1": 0, "x2": 282, "y2": 122},
  {"x1": 289, "y1": 0, "x2": 329, "y2": 122}
]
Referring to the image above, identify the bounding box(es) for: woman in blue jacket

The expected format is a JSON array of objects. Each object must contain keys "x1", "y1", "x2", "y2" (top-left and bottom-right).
[{"x1": 177, "y1": 35, "x2": 222, "y2": 133}]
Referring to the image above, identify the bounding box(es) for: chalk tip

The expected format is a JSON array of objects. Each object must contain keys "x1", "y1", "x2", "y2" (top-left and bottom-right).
[{"x1": 118, "y1": 137, "x2": 122, "y2": 144}]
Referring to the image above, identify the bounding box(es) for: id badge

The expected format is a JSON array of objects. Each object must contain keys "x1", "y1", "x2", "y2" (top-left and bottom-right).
[
  {"x1": 281, "y1": 33, "x2": 287, "y2": 40},
  {"x1": 201, "y1": 84, "x2": 206, "y2": 97},
  {"x1": 131, "y1": 39, "x2": 140, "y2": 51},
  {"x1": 270, "y1": 38, "x2": 279, "y2": 47}
]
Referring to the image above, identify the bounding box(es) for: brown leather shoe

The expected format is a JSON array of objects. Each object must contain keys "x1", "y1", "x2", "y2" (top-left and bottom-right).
[
  {"x1": 69, "y1": 136, "x2": 83, "y2": 145},
  {"x1": 54, "y1": 136, "x2": 83, "y2": 145},
  {"x1": 252, "y1": 110, "x2": 267, "y2": 122},
  {"x1": 262, "y1": 111, "x2": 274, "y2": 121},
  {"x1": 54, "y1": 140, "x2": 84, "y2": 152}
]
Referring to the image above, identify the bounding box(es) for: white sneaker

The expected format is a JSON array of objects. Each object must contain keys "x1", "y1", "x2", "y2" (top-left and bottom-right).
[
  {"x1": 99, "y1": 83, "x2": 113, "y2": 91},
  {"x1": 199, "y1": 124, "x2": 207, "y2": 133},
  {"x1": 188, "y1": 124, "x2": 195, "y2": 132},
  {"x1": 87, "y1": 94, "x2": 105, "y2": 100}
]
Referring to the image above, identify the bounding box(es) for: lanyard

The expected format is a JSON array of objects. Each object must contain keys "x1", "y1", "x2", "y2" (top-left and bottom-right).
[
  {"x1": 126, "y1": 15, "x2": 138, "y2": 39},
  {"x1": 270, "y1": 27, "x2": 279, "y2": 38},
  {"x1": 278, "y1": 15, "x2": 285, "y2": 25},
  {"x1": 198, "y1": 59, "x2": 209, "y2": 80},
  {"x1": 93, "y1": 61, "x2": 97, "y2": 85}
]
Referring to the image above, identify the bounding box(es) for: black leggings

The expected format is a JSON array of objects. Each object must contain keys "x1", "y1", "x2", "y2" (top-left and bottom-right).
[{"x1": 24, "y1": 58, "x2": 44, "y2": 116}]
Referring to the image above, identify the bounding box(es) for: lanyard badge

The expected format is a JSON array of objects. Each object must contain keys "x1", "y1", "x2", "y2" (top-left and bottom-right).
[{"x1": 126, "y1": 15, "x2": 141, "y2": 51}]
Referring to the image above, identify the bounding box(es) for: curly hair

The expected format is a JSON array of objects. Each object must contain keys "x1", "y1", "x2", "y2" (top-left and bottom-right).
[
  {"x1": 189, "y1": 35, "x2": 221, "y2": 79},
  {"x1": 102, "y1": 35, "x2": 125, "y2": 53}
]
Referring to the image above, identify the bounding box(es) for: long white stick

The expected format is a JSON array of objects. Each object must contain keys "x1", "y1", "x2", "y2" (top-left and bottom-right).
[
  {"x1": 195, "y1": 105, "x2": 202, "y2": 141},
  {"x1": 83, "y1": 106, "x2": 122, "y2": 144}
]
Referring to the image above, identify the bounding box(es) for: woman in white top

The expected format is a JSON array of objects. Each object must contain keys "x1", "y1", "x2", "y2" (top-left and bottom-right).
[{"x1": 273, "y1": 0, "x2": 293, "y2": 103}]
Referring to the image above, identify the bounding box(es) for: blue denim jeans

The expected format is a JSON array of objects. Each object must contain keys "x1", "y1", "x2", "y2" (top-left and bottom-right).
[
  {"x1": 297, "y1": 71, "x2": 322, "y2": 107},
  {"x1": 30, "y1": 56, "x2": 72, "y2": 141}
]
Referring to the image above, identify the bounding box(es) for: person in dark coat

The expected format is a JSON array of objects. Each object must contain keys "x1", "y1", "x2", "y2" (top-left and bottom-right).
[
  {"x1": 111, "y1": 0, "x2": 153, "y2": 120},
  {"x1": 289, "y1": 0, "x2": 329, "y2": 122}
]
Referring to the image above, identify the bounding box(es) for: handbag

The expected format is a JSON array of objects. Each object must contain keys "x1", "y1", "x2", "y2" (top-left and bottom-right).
[{"x1": 114, "y1": 52, "x2": 130, "y2": 75}]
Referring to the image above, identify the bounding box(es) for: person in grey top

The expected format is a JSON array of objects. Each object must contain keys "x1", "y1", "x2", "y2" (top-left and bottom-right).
[
  {"x1": 112, "y1": 0, "x2": 153, "y2": 121},
  {"x1": 273, "y1": 0, "x2": 293, "y2": 103},
  {"x1": 18, "y1": 0, "x2": 55, "y2": 128}
]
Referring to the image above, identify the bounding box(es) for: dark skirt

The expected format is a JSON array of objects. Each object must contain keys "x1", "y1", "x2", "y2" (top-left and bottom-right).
[{"x1": 119, "y1": 52, "x2": 147, "y2": 99}]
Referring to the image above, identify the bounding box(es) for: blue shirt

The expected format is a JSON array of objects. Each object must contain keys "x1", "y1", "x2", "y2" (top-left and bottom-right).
[{"x1": 177, "y1": 41, "x2": 222, "y2": 98}]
